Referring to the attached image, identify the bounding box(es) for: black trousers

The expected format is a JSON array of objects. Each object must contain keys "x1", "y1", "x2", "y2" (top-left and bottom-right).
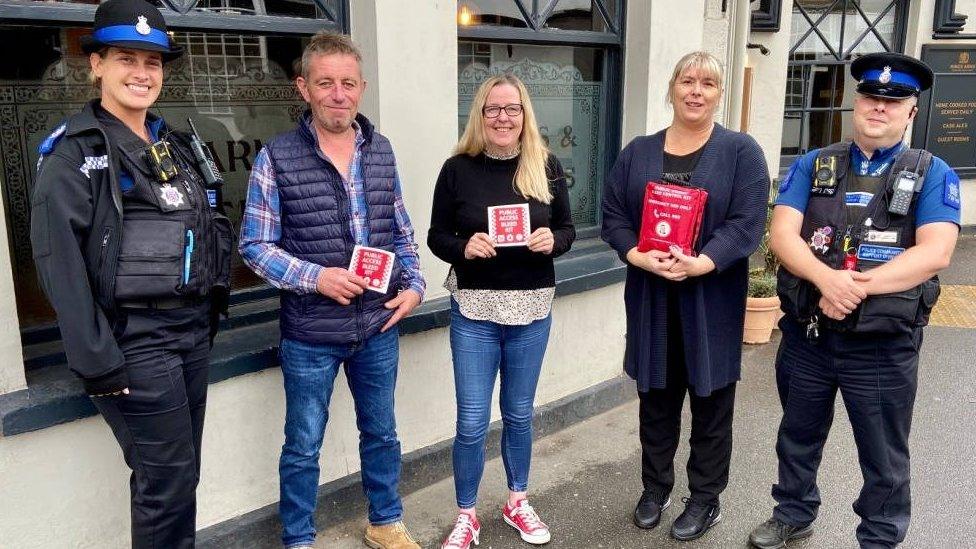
[
  {"x1": 638, "y1": 317, "x2": 736, "y2": 506},
  {"x1": 772, "y1": 320, "x2": 920, "y2": 549},
  {"x1": 92, "y1": 302, "x2": 211, "y2": 549}
]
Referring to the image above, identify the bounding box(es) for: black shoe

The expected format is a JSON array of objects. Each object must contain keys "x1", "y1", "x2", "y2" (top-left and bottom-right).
[
  {"x1": 633, "y1": 490, "x2": 671, "y2": 529},
  {"x1": 748, "y1": 517, "x2": 813, "y2": 549},
  {"x1": 670, "y1": 497, "x2": 721, "y2": 541}
]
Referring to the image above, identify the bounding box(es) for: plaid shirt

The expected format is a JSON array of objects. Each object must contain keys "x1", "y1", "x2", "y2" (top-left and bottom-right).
[{"x1": 239, "y1": 120, "x2": 425, "y2": 297}]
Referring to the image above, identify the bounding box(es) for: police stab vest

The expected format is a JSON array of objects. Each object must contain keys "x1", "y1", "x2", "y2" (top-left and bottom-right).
[
  {"x1": 104, "y1": 118, "x2": 233, "y2": 303},
  {"x1": 777, "y1": 142, "x2": 942, "y2": 334}
]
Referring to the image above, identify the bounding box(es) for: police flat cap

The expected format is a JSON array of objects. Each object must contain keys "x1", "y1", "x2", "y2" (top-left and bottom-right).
[
  {"x1": 80, "y1": 0, "x2": 183, "y2": 62},
  {"x1": 851, "y1": 52, "x2": 934, "y2": 99}
]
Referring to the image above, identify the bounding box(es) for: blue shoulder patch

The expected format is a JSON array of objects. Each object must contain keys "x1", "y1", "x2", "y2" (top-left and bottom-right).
[
  {"x1": 944, "y1": 170, "x2": 961, "y2": 210},
  {"x1": 778, "y1": 163, "x2": 797, "y2": 193},
  {"x1": 38, "y1": 123, "x2": 67, "y2": 155}
]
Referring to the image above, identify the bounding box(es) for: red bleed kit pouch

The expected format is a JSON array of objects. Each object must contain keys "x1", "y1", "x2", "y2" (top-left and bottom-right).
[{"x1": 637, "y1": 181, "x2": 708, "y2": 256}]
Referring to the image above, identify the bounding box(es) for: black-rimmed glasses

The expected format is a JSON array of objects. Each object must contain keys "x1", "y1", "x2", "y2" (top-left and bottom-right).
[{"x1": 482, "y1": 104, "x2": 524, "y2": 118}]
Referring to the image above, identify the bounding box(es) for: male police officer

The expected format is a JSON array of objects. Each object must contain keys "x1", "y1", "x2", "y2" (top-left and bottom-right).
[
  {"x1": 30, "y1": 1, "x2": 233, "y2": 546},
  {"x1": 749, "y1": 53, "x2": 961, "y2": 549}
]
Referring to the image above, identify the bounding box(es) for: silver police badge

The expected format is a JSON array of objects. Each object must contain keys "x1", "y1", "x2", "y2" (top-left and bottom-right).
[
  {"x1": 879, "y1": 66, "x2": 892, "y2": 84},
  {"x1": 135, "y1": 15, "x2": 152, "y2": 36},
  {"x1": 159, "y1": 184, "x2": 185, "y2": 208}
]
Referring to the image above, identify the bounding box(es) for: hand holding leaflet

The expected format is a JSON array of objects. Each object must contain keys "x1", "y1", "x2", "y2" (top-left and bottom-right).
[
  {"x1": 488, "y1": 203, "x2": 531, "y2": 247},
  {"x1": 348, "y1": 245, "x2": 396, "y2": 294}
]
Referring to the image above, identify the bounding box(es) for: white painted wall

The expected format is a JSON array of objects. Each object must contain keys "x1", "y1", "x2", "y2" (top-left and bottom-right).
[
  {"x1": 0, "y1": 193, "x2": 25, "y2": 393},
  {"x1": 747, "y1": 0, "x2": 795, "y2": 177}
]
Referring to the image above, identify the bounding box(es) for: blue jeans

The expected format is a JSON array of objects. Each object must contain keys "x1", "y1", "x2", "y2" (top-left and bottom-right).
[
  {"x1": 450, "y1": 300, "x2": 552, "y2": 509},
  {"x1": 278, "y1": 329, "x2": 403, "y2": 548}
]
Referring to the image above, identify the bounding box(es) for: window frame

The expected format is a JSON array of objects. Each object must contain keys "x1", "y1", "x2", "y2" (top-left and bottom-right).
[
  {"x1": 780, "y1": 0, "x2": 910, "y2": 169},
  {"x1": 457, "y1": 0, "x2": 625, "y2": 239}
]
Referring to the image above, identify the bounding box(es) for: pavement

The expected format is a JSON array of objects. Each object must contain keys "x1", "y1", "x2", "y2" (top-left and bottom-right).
[{"x1": 306, "y1": 237, "x2": 976, "y2": 549}]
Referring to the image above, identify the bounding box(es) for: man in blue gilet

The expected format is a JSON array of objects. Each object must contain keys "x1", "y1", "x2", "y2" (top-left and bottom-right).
[{"x1": 239, "y1": 32, "x2": 424, "y2": 549}]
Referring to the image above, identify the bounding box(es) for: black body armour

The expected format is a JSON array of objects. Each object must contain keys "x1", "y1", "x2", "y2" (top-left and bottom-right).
[
  {"x1": 777, "y1": 142, "x2": 942, "y2": 335},
  {"x1": 99, "y1": 112, "x2": 233, "y2": 303}
]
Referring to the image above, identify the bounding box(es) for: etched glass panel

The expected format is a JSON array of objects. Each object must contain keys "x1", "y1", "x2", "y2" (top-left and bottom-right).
[{"x1": 458, "y1": 42, "x2": 608, "y2": 228}]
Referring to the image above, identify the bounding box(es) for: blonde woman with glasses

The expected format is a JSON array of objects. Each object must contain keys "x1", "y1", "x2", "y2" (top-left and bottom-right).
[{"x1": 428, "y1": 74, "x2": 576, "y2": 549}]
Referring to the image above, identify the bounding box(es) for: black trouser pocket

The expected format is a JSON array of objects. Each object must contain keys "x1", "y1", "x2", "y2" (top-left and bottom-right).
[{"x1": 115, "y1": 218, "x2": 185, "y2": 300}]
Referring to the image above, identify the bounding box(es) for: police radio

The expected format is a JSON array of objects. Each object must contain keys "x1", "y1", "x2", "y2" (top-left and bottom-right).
[
  {"x1": 888, "y1": 170, "x2": 921, "y2": 216},
  {"x1": 187, "y1": 118, "x2": 224, "y2": 188},
  {"x1": 888, "y1": 153, "x2": 925, "y2": 216}
]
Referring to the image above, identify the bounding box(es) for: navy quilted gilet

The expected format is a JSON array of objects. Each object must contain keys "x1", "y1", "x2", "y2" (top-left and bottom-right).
[{"x1": 266, "y1": 112, "x2": 401, "y2": 345}]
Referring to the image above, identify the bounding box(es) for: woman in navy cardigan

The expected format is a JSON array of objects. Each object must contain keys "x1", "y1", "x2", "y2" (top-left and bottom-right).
[{"x1": 601, "y1": 51, "x2": 770, "y2": 541}]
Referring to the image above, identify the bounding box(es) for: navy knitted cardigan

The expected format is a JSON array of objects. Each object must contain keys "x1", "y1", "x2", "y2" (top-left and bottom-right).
[{"x1": 601, "y1": 124, "x2": 770, "y2": 396}]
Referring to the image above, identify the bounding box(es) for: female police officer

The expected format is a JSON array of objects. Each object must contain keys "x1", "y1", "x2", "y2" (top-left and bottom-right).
[{"x1": 29, "y1": 1, "x2": 232, "y2": 547}]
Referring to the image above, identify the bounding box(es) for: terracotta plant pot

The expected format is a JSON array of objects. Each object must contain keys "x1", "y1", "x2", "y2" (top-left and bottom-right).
[{"x1": 743, "y1": 295, "x2": 781, "y2": 344}]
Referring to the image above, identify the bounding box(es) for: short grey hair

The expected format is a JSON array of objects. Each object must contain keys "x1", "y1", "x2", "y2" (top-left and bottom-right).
[{"x1": 300, "y1": 31, "x2": 362, "y2": 79}]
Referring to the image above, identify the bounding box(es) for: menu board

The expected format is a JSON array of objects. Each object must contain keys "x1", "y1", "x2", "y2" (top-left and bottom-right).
[{"x1": 912, "y1": 45, "x2": 976, "y2": 177}]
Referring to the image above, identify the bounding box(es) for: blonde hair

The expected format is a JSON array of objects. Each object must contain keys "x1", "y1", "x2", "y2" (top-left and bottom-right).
[
  {"x1": 301, "y1": 31, "x2": 362, "y2": 79},
  {"x1": 456, "y1": 74, "x2": 552, "y2": 203},
  {"x1": 666, "y1": 51, "x2": 724, "y2": 104}
]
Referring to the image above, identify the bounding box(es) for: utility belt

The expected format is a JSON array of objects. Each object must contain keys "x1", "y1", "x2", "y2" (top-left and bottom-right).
[{"x1": 778, "y1": 272, "x2": 940, "y2": 337}]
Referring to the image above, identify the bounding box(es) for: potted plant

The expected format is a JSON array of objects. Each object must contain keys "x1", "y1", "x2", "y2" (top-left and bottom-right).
[{"x1": 743, "y1": 205, "x2": 781, "y2": 344}]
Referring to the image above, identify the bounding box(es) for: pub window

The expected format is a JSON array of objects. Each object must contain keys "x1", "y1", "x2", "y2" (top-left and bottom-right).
[
  {"x1": 780, "y1": 0, "x2": 909, "y2": 166},
  {"x1": 0, "y1": 1, "x2": 346, "y2": 328},
  {"x1": 457, "y1": 0, "x2": 623, "y2": 235}
]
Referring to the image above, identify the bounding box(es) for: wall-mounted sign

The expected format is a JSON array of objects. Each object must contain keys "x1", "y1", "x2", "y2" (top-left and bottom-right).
[{"x1": 912, "y1": 45, "x2": 976, "y2": 177}]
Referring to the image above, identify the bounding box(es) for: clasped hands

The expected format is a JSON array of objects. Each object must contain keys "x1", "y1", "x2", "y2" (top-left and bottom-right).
[
  {"x1": 814, "y1": 268, "x2": 873, "y2": 321},
  {"x1": 315, "y1": 267, "x2": 421, "y2": 332},
  {"x1": 626, "y1": 245, "x2": 715, "y2": 281}
]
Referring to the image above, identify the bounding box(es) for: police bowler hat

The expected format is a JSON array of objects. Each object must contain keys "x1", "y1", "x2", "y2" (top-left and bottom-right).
[
  {"x1": 851, "y1": 52, "x2": 933, "y2": 99},
  {"x1": 80, "y1": 0, "x2": 183, "y2": 62}
]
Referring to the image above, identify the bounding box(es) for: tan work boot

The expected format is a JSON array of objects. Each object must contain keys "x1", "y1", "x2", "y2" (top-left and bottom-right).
[{"x1": 364, "y1": 521, "x2": 421, "y2": 549}]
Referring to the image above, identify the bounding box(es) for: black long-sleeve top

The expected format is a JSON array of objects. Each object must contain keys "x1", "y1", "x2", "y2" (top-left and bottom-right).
[{"x1": 428, "y1": 153, "x2": 576, "y2": 290}]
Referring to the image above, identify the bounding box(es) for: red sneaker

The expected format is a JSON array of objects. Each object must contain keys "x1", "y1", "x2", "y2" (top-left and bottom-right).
[
  {"x1": 502, "y1": 499, "x2": 551, "y2": 545},
  {"x1": 442, "y1": 513, "x2": 480, "y2": 549}
]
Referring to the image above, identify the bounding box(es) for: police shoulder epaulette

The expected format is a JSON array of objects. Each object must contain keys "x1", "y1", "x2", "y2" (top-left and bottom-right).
[{"x1": 38, "y1": 122, "x2": 68, "y2": 155}]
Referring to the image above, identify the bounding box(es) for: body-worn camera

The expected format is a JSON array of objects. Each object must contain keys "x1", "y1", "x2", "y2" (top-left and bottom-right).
[{"x1": 146, "y1": 140, "x2": 179, "y2": 182}]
